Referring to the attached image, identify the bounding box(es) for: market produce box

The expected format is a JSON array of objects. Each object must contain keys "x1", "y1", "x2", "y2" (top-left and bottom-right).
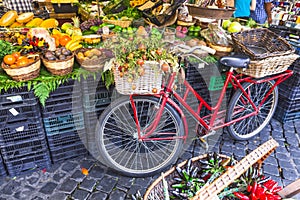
[
  {"x1": 51, "y1": 0, "x2": 79, "y2": 13},
  {"x1": 0, "y1": 86, "x2": 51, "y2": 176}
]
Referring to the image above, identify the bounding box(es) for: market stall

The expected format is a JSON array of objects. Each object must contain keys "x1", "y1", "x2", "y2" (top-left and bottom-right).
[{"x1": 0, "y1": 2, "x2": 299, "y2": 199}]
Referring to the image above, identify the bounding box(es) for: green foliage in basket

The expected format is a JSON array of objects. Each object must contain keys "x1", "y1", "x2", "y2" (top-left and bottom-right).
[
  {"x1": 102, "y1": 32, "x2": 179, "y2": 88},
  {"x1": 0, "y1": 63, "x2": 97, "y2": 106}
]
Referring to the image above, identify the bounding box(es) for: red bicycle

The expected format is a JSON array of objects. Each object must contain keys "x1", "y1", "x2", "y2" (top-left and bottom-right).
[{"x1": 95, "y1": 49, "x2": 293, "y2": 177}]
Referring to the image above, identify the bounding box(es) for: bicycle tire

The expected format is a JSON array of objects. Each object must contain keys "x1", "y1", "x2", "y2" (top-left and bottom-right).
[
  {"x1": 95, "y1": 95, "x2": 184, "y2": 177},
  {"x1": 226, "y1": 80, "x2": 278, "y2": 140}
]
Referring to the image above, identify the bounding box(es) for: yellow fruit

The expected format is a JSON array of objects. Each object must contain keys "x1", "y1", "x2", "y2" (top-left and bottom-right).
[
  {"x1": 25, "y1": 18, "x2": 43, "y2": 27},
  {"x1": 66, "y1": 41, "x2": 80, "y2": 50},
  {"x1": 0, "y1": 11, "x2": 18, "y2": 27},
  {"x1": 16, "y1": 12, "x2": 34, "y2": 23},
  {"x1": 10, "y1": 21, "x2": 23, "y2": 28},
  {"x1": 70, "y1": 44, "x2": 82, "y2": 52},
  {"x1": 40, "y1": 18, "x2": 59, "y2": 28}
]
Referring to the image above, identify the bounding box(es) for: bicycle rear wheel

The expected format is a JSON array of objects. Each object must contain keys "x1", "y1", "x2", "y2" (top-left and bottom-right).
[
  {"x1": 226, "y1": 80, "x2": 278, "y2": 140},
  {"x1": 96, "y1": 95, "x2": 184, "y2": 177}
]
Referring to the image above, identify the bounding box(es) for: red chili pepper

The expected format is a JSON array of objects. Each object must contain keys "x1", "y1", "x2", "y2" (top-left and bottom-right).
[
  {"x1": 233, "y1": 192, "x2": 250, "y2": 200},
  {"x1": 255, "y1": 185, "x2": 267, "y2": 198},
  {"x1": 251, "y1": 182, "x2": 258, "y2": 194},
  {"x1": 247, "y1": 185, "x2": 252, "y2": 192},
  {"x1": 272, "y1": 186, "x2": 283, "y2": 193}
]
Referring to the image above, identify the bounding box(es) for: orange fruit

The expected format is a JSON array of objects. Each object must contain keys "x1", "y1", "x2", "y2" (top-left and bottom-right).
[
  {"x1": 10, "y1": 64, "x2": 18, "y2": 69},
  {"x1": 16, "y1": 57, "x2": 29, "y2": 67},
  {"x1": 52, "y1": 34, "x2": 61, "y2": 47},
  {"x1": 59, "y1": 35, "x2": 72, "y2": 46},
  {"x1": 12, "y1": 52, "x2": 21, "y2": 59},
  {"x1": 3, "y1": 55, "x2": 16, "y2": 65}
]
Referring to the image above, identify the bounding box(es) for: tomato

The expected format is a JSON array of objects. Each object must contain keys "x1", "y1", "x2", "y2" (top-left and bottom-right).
[
  {"x1": 161, "y1": 63, "x2": 170, "y2": 72},
  {"x1": 3, "y1": 55, "x2": 16, "y2": 65},
  {"x1": 136, "y1": 59, "x2": 144, "y2": 66},
  {"x1": 16, "y1": 57, "x2": 29, "y2": 67},
  {"x1": 11, "y1": 52, "x2": 21, "y2": 60}
]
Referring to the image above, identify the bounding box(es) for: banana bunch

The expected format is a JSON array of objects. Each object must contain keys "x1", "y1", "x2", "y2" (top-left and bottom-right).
[{"x1": 65, "y1": 35, "x2": 83, "y2": 52}]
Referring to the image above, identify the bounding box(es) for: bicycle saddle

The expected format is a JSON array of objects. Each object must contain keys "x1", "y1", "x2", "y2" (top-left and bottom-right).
[{"x1": 219, "y1": 54, "x2": 250, "y2": 68}]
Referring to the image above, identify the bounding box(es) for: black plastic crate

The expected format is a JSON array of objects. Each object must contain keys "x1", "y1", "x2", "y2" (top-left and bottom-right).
[
  {"x1": 273, "y1": 106, "x2": 300, "y2": 123},
  {"x1": 0, "y1": 102, "x2": 41, "y2": 126},
  {"x1": 81, "y1": 75, "x2": 113, "y2": 112},
  {"x1": 0, "y1": 137, "x2": 48, "y2": 159},
  {"x1": 4, "y1": 151, "x2": 51, "y2": 177},
  {"x1": 43, "y1": 112, "x2": 85, "y2": 136},
  {"x1": 279, "y1": 84, "x2": 300, "y2": 100},
  {"x1": 52, "y1": 3, "x2": 78, "y2": 13},
  {"x1": 288, "y1": 57, "x2": 300, "y2": 74},
  {"x1": 0, "y1": 123, "x2": 46, "y2": 146},
  {"x1": 277, "y1": 96, "x2": 300, "y2": 113},
  {"x1": 46, "y1": 130, "x2": 86, "y2": 149},
  {"x1": 50, "y1": 143, "x2": 88, "y2": 163},
  {"x1": 0, "y1": 87, "x2": 36, "y2": 109},
  {"x1": 0, "y1": 156, "x2": 7, "y2": 176}
]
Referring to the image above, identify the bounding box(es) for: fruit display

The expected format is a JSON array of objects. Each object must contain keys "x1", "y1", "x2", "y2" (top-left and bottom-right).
[
  {"x1": 43, "y1": 47, "x2": 73, "y2": 61},
  {"x1": 0, "y1": 11, "x2": 18, "y2": 27},
  {"x1": 0, "y1": 31, "x2": 26, "y2": 44},
  {"x1": 21, "y1": 36, "x2": 49, "y2": 55}
]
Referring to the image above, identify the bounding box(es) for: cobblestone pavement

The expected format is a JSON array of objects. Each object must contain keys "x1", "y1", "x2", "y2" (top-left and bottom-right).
[{"x1": 0, "y1": 118, "x2": 299, "y2": 200}]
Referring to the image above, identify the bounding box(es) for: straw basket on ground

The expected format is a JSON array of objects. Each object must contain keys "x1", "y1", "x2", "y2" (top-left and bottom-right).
[
  {"x1": 144, "y1": 138, "x2": 279, "y2": 200},
  {"x1": 1, "y1": 54, "x2": 41, "y2": 82}
]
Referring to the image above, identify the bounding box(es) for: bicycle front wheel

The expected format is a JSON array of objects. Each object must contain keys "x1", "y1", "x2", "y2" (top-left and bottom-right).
[
  {"x1": 96, "y1": 96, "x2": 184, "y2": 177},
  {"x1": 226, "y1": 80, "x2": 278, "y2": 140}
]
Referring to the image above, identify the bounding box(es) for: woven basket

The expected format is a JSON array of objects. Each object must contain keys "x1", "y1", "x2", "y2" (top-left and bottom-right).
[
  {"x1": 231, "y1": 28, "x2": 295, "y2": 60},
  {"x1": 75, "y1": 48, "x2": 108, "y2": 72},
  {"x1": 1, "y1": 55, "x2": 40, "y2": 82},
  {"x1": 236, "y1": 53, "x2": 299, "y2": 78},
  {"x1": 114, "y1": 61, "x2": 162, "y2": 95},
  {"x1": 103, "y1": 19, "x2": 132, "y2": 28},
  {"x1": 232, "y1": 28, "x2": 299, "y2": 78},
  {"x1": 144, "y1": 138, "x2": 279, "y2": 200},
  {"x1": 42, "y1": 55, "x2": 74, "y2": 76}
]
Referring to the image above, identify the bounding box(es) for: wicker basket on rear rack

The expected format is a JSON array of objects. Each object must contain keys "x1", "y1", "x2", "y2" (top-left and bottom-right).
[
  {"x1": 144, "y1": 138, "x2": 279, "y2": 200},
  {"x1": 114, "y1": 61, "x2": 162, "y2": 95},
  {"x1": 231, "y1": 28, "x2": 299, "y2": 78}
]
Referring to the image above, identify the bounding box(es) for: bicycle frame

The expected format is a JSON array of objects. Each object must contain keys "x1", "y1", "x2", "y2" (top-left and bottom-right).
[{"x1": 130, "y1": 68, "x2": 293, "y2": 141}]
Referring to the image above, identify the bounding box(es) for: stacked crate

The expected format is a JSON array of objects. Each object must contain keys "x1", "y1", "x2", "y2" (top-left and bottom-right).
[
  {"x1": 0, "y1": 87, "x2": 51, "y2": 176},
  {"x1": 81, "y1": 75, "x2": 113, "y2": 157},
  {"x1": 41, "y1": 79, "x2": 88, "y2": 163},
  {"x1": 274, "y1": 58, "x2": 300, "y2": 122}
]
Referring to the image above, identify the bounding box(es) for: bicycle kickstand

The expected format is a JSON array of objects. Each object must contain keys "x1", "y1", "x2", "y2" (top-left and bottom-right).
[{"x1": 199, "y1": 130, "x2": 217, "y2": 153}]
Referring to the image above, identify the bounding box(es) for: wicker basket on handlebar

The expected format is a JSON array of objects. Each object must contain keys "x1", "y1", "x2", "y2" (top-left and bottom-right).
[
  {"x1": 232, "y1": 28, "x2": 299, "y2": 78},
  {"x1": 144, "y1": 138, "x2": 279, "y2": 200},
  {"x1": 114, "y1": 61, "x2": 162, "y2": 95}
]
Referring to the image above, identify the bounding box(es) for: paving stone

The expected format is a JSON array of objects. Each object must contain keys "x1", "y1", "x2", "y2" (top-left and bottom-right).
[
  {"x1": 221, "y1": 145, "x2": 232, "y2": 154},
  {"x1": 109, "y1": 189, "x2": 127, "y2": 200},
  {"x1": 88, "y1": 165, "x2": 105, "y2": 180},
  {"x1": 79, "y1": 159, "x2": 95, "y2": 171},
  {"x1": 116, "y1": 175, "x2": 134, "y2": 189},
  {"x1": 127, "y1": 184, "x2": 144, "y2": 196},
  {"x1": 232, "y1": 147, "x2": 246, "y2": 157},
  {"x1": 294, "y1": 158, "x2": 300, "y2": 166},
  {"x1": 2, "y1": 181, "x2": 21, "y2": 195},
  {"x1": 290, "y1": 149, "x2": 300, "y2": 158},
  {"x1": 284, "y1": 131, "x2": 296, "y2": 139},
  {"x1": 263, "y1": 164, "x2": 280, "y2": 176},
  {"x1": 71, "y1": 170, "x2": 86, "y2": 182},
  {"x1": 31, "y1": 196, "x2": 44, "y2": 200},
  {"x1": 264, "y1": 156, "x2": 278, "y2": 166},
  {"x1": 275, "y1": 152, "x2": 291, "y2": 161},
  {"x1": 61, "y1": 161, "x2": 79, "y2": 173},
  {"x1": 286, "y1": 137, "x2": 299, "y2": 147},
  {"x1": 25, "y1": 172, "x2": 40, "y2": 186},
  {"x1": 45, "y1": 163, "x2": 61, "y2": 173},
  {"x1": 79, "y1": 178, "x2": 97, "y2": 192},
  {"x1": 88, "y1": 191, "x2": 108, "y2": 200},
  {"x1": 48, "y1": 192, "x2": 69, "y2": 200},
  {"x1": 58, "y1": 178, "x2": 78, "y2": 194},
  {"x1": 134, "y1": 177, "x2": 152, "y2": 188},
  {"x1": 53, "y1": 171, "x2": 67, "y2": 183},
  {"x1": 72, "y1": 189, "x2": 90, "y2": 200},
  {"x1": 179, "y1": 151, "x2": 193, "y2": 162},
  {"x1": 272, "y1": 130, "x2": 284, "y2": 139},
  {"x1": 275, "y1": 146, "x2": 289, "y2": 154},
  {"x1": 96, "y1": 175, "x2": 117, "y2": 192},
  {"x1": 282, "y1": 168, "x2": 298, "y2": 181},
  {"x1": 39, "y1": 182, "x2": 58, "y2": 195},
  {"x1": 278, "y1": 160, "x2": 295, "y2": 169}
]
